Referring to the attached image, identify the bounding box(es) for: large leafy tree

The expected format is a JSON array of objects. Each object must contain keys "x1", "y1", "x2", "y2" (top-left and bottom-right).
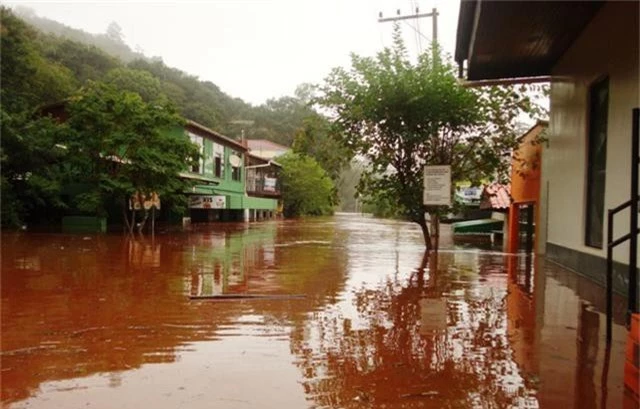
[
  {"x1": 62, "y1": 81, "x2": 200, "y2": 232},
  {"x1": 104, "y1": 67, "x2": 164, "y2": 103},
  {"x1": 319, "y1": 28, "x2": 545, "y2": 250},
  {"x1": 292, "y1": 113, "x2": 350, "y2": 183},
  {"x1": 0, "y1": 7, "x2": 77, "y2": 226},
  {"x1": 278, "y1": 152, "x2": 335, "y2": 218}
]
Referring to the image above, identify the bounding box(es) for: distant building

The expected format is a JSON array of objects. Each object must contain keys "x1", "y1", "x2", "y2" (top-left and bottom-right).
[
  {"x1": 181, "y1": 121, "x2": 279, "y2": 223},
  {"x1": 247, "y1": 139, "x2": 290, "y2": 160}
]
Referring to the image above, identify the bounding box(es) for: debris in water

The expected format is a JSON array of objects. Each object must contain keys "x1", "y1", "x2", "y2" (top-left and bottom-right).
[{"x1": 189, "y1": 294, "x2": 306, "y2": 301}]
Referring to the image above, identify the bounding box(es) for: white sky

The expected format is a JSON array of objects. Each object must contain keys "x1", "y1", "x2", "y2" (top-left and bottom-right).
[{"x1": 6, "y1": 0, "x2": 461, "y2": 105}]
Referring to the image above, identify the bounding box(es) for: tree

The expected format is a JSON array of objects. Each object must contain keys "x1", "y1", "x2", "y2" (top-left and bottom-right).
[
  {"x1": 0, "y1": 7, "x2": 76, "y2": 227},
  {"x1": 1, "y1": 111, "x2": 69, "y2": 226},
  {"x1": 318, "y1": 27, "x2": 546, "y2": 250},
  {"x1": 292, "y1": 113, "x2": 350, "y2": 182},
  {"x1": 106, "y1": 22, "x2": 124, "y2": 43},
  {"x1": 104, "y1": 67, "x2": 164, "y2": 103},
  {"x1": 278, "y1": 152, "x2": 335, "y2": 218},
  {"x1": 63, "y1": 81, "x2": 200, "y2": 233}
]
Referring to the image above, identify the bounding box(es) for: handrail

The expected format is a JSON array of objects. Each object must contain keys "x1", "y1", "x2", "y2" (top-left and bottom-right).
[
  {"x1": 610, "y1": 199, "x2": 632, "y2": 215},
  {"x1": 609, "y1": 232, "x2": 633, "y2": 249},
  {"x1": 606, "y1": 107, "x2": 640, "y2": 343}
]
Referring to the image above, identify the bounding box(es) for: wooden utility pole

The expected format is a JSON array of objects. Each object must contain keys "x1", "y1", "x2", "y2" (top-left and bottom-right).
[{"x1": 378, "y1": 7, "x2": 439, "y2": 45}]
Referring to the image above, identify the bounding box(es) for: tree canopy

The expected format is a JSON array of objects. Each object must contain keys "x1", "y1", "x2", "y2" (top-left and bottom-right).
[
  {"x1": 318, "y1": 27, "x2": 547, "y2": 249},
  {"x1": 61, "y1": 81, "x2": 200, "y2": 231}
]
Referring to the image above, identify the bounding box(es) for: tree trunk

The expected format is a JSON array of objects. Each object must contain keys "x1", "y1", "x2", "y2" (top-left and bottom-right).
[
  {"x1": 122, "y1": 198, "x2": 132, "y2": 234},
  {"x1": 151, "y1": 207, "x2": 155, "y2": 236},
  {"x1": 129, "y1": 207, "x2": 136, "y2": 235},
  {"x1": 418, "y1": 213, "x2": 432, "y2": 251},
  {"x1": 137, "y1": 209, "x2": 149, "y2": 234},
  {"x1": 429, "y1": 214, "x2": 440, "y2": 251}
]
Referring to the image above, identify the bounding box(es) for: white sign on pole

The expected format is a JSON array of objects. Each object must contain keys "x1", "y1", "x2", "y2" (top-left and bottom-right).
[{"x1": 423, "y1": 165, "x2": 451, "y2": 206}]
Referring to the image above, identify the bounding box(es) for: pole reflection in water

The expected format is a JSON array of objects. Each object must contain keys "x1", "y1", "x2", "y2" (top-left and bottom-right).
[{"x1": 0, "y1": 215, "x2": 630, "y2": 408}]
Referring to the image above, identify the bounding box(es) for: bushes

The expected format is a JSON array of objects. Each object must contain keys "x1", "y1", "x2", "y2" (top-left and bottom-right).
[{"x1": 278, "y1": 153, "x2": 335, "y2": 218}]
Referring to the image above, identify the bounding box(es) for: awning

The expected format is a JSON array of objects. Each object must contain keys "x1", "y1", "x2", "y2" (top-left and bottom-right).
[{"x1": 455, "y1": 0, "x2": 604, "y2": 81}]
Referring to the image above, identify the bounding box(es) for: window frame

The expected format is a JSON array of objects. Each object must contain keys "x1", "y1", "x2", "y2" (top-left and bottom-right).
[
  {"x1": 213, "y1": 142, "x2": 224, "y2": 179},
  {"x1": 584, "y1": 76, "x2": 609, "y2": 249},
  {"x1": 230, "y1": 150, "x2": 242, "y2": 182},
  {"x1": 188, "y1": 132, "x2": 205, "y2": 174}
]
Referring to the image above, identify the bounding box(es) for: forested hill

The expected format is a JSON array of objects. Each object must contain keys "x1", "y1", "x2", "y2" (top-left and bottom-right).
[{"x1": 5, "y1": 6, "x2": 316, "y2": 146}]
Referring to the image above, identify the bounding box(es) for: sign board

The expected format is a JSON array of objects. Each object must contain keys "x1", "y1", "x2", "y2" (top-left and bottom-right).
[
  {"x1": 263, "y1": 177, "x2": 277, "y2": 192},
  {"x1": 455, "y1": 186, "x2": 482, "y2": 206},
  {"x1": 423, "y1": 165, "x2": 451, "y2": 206},
  {"x1": 129, "y1": 192, "x2": 160, "y2": 210},
  {"x1": 419, "y1": 298, "x2": 447, "y2": 334},
  {"x1": 189, "y1": 195, "x2": 226, "y2": 209}
]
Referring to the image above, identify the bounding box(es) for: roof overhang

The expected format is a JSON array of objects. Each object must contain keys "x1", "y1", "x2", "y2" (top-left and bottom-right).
[
  {"x1": 455, "y1": 0, "x2": 605, "y2": 82},
  {"x1": 186, "y1": 120, "x2": 248, "y2": 151}
]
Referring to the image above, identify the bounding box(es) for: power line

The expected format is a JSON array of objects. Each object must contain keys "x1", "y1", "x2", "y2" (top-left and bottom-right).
[
  {"x1": 402, "y1": 20, "x2": 430, "y2": 43},
  {"x1": 377, "y1": 7, "x2": 439, "y2": 61},
  {"x1": 377, "y1": 7, "x2": 439, "y2": 44},
  {"x1": 411, "y1": 0, "x2": 423, "y2": 52}
]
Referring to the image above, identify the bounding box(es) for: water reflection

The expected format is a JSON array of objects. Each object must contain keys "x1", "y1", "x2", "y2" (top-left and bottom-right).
[
  {"x1": 290, "y1": 251, "x2": 536, "y2": 408},
  {"x1": 1, "y1": 221, "x2": 348, "y2": 406},
  {"x1": 0, "y1": 215, "x2": 631, "y2": 408}
]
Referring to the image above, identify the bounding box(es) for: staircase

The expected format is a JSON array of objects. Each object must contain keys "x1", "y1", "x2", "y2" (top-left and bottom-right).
[{"x1": 606, "y1": 108, "x2": 639, "y2": 402}]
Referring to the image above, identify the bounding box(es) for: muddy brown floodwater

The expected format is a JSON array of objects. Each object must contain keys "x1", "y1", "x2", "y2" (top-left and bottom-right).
[{"x1": 0, "y1": 214, "x2": 633, "y2": 408}]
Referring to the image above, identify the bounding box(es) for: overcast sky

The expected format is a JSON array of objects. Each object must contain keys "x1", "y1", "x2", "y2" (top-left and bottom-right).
[{"x1": 7, "y1": 0, "x2": 460, "y2": 105}]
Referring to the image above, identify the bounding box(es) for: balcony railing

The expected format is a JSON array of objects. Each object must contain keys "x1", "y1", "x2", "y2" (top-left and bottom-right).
[{"x1": 246, "y1": 174, "x2": 281, "y2": 196}]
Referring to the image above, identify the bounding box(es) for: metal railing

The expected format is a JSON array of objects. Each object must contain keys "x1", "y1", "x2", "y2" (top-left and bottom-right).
[
  {"x1": 606, "y1": 107, "x2": 639, "y2": 343},
  {"x1": 246, "y1": 174, "x2": 281, "y2": 196}
]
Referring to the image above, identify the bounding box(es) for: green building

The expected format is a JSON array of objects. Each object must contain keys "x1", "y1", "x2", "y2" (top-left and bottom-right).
[{"x1": 179, "y1": 120, "x2": 280, "y2": 224}]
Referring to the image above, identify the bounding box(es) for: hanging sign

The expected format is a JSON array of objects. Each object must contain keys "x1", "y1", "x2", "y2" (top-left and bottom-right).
[
  {"x1": 423, "y1": 165, "x2": 451, "y2": 206},
  {"x1": 263, "y1": 177, "x2": 277, "y2": 192}
]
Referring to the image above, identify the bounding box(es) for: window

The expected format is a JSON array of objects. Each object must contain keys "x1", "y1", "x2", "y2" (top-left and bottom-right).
[
  {"x1": 213, "y1": 143, "x2": 224, "y2": 178},
  {"x1": 230, "y1": 151, "x2": 242, "y2": 181},
  {"x1": 585, "y1": 77, "x2": 609, "y2": 248},
  {"x1": 189, "y1": 132, "x2": 205, "y2": 174}
]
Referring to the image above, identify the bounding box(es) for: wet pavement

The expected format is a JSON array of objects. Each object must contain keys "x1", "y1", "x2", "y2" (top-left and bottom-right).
[{"x1": 0, "y1": 214, "x2": 633, "y2": 408}]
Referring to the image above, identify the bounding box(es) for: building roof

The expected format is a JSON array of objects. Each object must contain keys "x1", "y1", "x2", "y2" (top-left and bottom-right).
[
  {"x1": 186, "y1": 120, "x2": 247, "y2": 151},
  {"x1": 516, "y1": 120, "x2": 549, "y2": 143},
  {"x1": 246, "y1": 151, "x2": 282, "y2": 168},
  {"x1": 247, "y1": 139, "x2": 289, "y2": 152},
  {"x1": 455, "y1": 0, "x2": 604, "y2": 82},
  {"x1": 38, "y1": 101, "x2": 247, "y2": 151},
  {"x1": 480, "y1": 183, "x2": 511, "y2": 210}
]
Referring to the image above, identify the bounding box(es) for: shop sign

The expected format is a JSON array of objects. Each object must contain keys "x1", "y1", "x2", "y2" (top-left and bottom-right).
[{"x1": 189, "y1": 195, "x2": 226, "y2": 209}]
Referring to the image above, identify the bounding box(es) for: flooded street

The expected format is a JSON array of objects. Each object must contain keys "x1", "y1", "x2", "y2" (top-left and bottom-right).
[{"x1": 1, "y1": 214, "x2": 631, "y2": 408}]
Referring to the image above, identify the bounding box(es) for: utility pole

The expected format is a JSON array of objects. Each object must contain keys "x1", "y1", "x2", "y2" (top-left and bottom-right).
[
  {"x1": 378, "y1": 8, "x2": 438, "y2": 43},
  {"x1": 378, "y1": 8, "x2": 439, "y2": 60}
]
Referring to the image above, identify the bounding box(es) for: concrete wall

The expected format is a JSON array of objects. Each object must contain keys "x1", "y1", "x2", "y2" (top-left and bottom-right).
[{"x1": 543, "y1": 1, "x2": 639, "y2": 268}]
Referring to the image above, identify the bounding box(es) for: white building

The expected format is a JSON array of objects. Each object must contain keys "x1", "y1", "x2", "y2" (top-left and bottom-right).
[{"x1": 455, "y1": 1, "x2": 639, "y2": 305}]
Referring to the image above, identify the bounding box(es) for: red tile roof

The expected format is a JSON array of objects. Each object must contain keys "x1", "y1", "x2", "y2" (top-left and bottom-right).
[
  {"x1": 247, "y1": 139, "x2": 289, "y2": 152},
  {"x1": 480, "y1": 183, "x2": 512, "y2": 210}
]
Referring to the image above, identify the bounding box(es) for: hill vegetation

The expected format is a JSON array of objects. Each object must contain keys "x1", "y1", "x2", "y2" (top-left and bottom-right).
[
  {"x1": 1, "y1": 6, "x2": 348, "y2": 226},
  {"x1": 8, "y1": 5, "x2": 336, "y2": 146}
]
